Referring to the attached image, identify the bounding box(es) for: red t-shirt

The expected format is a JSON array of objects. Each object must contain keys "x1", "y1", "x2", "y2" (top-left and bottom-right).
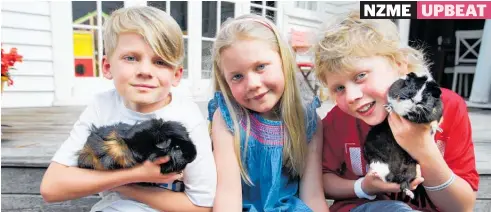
[{"x1": 322, "y1": 88, "x2": 479, "y2": 212}]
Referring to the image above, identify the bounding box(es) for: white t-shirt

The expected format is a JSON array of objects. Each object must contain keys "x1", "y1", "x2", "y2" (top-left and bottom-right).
[{"x1": 51, "y1": 89, "x2": 217, "y2": 212}]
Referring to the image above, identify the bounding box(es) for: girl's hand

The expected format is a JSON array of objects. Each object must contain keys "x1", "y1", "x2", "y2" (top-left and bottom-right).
[
  {"x1": 130, "y1": 156, "x2": 183, "y2": 184},
  {"x1": 387, "y1": 112, "x2": 436, "y2": 160},
  {"x1": 361, "y1": 164, "x2": 424, "y2": 195}
]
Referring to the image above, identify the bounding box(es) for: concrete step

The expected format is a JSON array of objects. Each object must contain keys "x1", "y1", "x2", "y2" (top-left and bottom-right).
[
  {"x1": 2, "y1": 194, "x2": 100, "y2": 212},
  {"x1": 2, "y1": 165, "x2": 490, "y2": 211}
]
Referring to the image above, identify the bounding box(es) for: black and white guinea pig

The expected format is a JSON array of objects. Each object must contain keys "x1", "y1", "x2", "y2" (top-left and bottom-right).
[
  {"x1": 364, "y1": 71, "x2": 443, "y2": 199},
  {"x1": 77, "y1": 119, "x2": 197, "y2": 178}
]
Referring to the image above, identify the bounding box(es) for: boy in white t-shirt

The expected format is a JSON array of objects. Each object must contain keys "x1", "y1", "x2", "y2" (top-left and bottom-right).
[{"x1": 40, "y1": 6, "x2": 216, "y2": 212}]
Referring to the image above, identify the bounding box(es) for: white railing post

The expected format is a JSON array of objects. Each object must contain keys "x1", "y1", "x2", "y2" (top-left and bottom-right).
[{"x1": 469, "y1": 19, "x2": 491, "y2": 105}]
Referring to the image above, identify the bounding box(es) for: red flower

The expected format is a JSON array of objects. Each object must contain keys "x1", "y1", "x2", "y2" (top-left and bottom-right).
[{"x1": 1, "y1": 46, "x2": 23, "y2": 86}]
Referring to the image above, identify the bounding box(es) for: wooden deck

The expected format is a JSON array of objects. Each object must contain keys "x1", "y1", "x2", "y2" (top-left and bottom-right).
[{"x1": 1, "y1": 105, "x2": 491, "y2": 211}]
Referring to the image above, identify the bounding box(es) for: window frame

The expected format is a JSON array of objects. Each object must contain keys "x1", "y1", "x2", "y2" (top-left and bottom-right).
[
  {"x1": 250, "y1": 1, "x2": 278, "y2": 23},
  {"x1": 201, "y1": 1, "x2": 237, "y2": 79}
]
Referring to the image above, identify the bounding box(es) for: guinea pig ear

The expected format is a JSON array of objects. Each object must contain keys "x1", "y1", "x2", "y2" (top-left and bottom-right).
[
  {"x1": 427, "y1": 82, "x2": 442, "y2": 98},
  {"x1": 406, "y1": 72, "x2": 418, "y2": 79}
]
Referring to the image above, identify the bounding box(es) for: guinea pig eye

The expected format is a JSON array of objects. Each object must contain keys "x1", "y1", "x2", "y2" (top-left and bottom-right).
[{"x1": 175, "y1": 145, "x2": 180, "y2": 149}]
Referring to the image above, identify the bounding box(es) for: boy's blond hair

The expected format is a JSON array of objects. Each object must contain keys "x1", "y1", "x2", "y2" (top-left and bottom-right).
[
  {"x1": 212, "y1": 14, "x2": 307, "y2": 184},
  {"x1": 314, "y1": 10, "x2": 430, "y2": 88},
  {"x1": 103, "y1": 6, "x2": 184, "y2": 69}
]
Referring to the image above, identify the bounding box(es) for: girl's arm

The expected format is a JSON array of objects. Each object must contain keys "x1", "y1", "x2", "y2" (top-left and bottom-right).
[
  {"x1": 113, "y1": 185, "x2": 211, "y2": 212},
  {"x1": 211, "y1": 110, "x2": 243, "y2": 211},
  {"x1": 299, "y1": 117, "x2": 330, "y2": 211},
  {"x1": 40, "y1": 157, "x2": 179, "y2": 202},
  {"x1": 388, "y1": 106, "x2": 477, "y2": 212}
]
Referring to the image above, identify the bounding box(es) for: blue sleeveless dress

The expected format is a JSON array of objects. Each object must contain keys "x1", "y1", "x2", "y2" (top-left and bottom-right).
[{"x1": 208, "y1": 92, "x2": 320, "y2": 212}]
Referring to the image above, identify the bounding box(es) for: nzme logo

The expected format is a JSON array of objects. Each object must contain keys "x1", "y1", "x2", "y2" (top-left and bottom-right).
[{"x1": 360, "y1": 1, "x2": 417, "y2": 19}]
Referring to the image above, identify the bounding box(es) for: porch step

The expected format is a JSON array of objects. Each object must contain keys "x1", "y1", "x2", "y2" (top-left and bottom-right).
[
  {"x1": 1, "y1": 166, "x2": 101, "y2": 212},
  {"x1": 2, "y1": 194, "x2": 100, "y2": 212},
  {"x1": 1, "y1": 165, "x2": 490, "y2": 211}
]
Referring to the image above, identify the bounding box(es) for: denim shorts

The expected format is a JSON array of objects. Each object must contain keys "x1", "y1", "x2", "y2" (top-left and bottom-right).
[{"x1": 351, "y1": 200, "x2": 420, "y2": 212}]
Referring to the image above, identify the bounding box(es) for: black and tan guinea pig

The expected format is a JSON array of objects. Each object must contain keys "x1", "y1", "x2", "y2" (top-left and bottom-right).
[
  {"x1": 364, "y1": 71, "x2": 443, "y2": 199},
  {"x1": 77, "y1": 119, "x2": 197, "y2": 176}
]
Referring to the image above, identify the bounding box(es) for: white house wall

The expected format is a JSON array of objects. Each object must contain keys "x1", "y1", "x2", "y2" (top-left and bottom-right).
[
  {"x1": 0, "y1": 1, "x2": 364, "y2": 108},
  {"x1": 1, "y1": 1, "x2": 55, "y2": 108},
  {"x1": 322, "y1": 1, "x2": 360, "y2": 15},
  {"x1": 282, "y1": 1, "x2": 360, "y2": 63}
]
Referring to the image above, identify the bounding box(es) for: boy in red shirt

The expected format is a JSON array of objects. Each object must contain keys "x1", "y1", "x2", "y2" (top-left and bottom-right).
[{"x1": 314, "y1": 11, "x2": 479, "y2": 212}]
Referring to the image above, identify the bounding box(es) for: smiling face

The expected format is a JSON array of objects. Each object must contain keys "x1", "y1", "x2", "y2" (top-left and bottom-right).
[
  {"x1": 102, "y1": 32, "x2": 182, "y2": 113},
  {"x1": 219, "y1": 39, "x2": 285, "y2": 119},
  {"x1": 324, "y1": 56, "x2": 402, "y2": 125}
]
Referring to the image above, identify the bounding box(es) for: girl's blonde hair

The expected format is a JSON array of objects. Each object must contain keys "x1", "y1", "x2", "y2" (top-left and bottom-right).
[
  {"x1": 103, "y1": 6, "x2": 184, "y2": 69},
  {"x1": 314, "y1": 10, "x2": 430, "y2": 89},
  {"x1": 212, "y1": 14, "x2": 307, "y2": 184}
]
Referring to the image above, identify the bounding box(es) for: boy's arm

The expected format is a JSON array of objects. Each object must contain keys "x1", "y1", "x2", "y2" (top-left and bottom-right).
[
  {"x1": 41, "y1": 157, "x2": 179, "y2": 202},
  {"x1": 411, "y1": 98, "x2": 477, "y2": 212},
  {"x1": 321, "y1": 114, "x2": 359, "y2": 199},
  {"x1": 321, "y1": 112, "x2": 422, "y2": 200},
  {"x1": 299, "y1": 117, "x2": 329, "y2": 211},
  {"x1": 322, "y1": 173, "x2": 358, "y2": 199},
  {"x1": 41, "y1": 162, "x2": 134, "y2": 202},
  {"x1": 113, "y1": 185, "x2": 211, "y2": 212},
  {"x1": 211, "y1": 110, "x2": 243, "y2": 211},
  {"x1": 387, "y1": 95, "x2": 478, "y2": 212}
]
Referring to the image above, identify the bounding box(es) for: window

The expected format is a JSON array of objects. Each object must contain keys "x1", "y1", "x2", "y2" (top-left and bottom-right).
[
  {"x1": 72, "y1": 1, "x2": 124, "y2": 78},
  {"x1": 149, "y1": 1, "x2": 189, "y2": 78},
  {"x1": 295, "y1": 1, "x2": 317, "y2": 11},
  {"x1": 201, "y1": 1, "x2": 235, "y2": 79},
  {"x1": 250, "y1": 1, "x2": 277, "y2": 23}
]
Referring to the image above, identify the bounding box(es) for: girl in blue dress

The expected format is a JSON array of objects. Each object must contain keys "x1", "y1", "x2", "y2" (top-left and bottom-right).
[{"x1": 208, "y1": 14, "x2": 329, "y2": 212}]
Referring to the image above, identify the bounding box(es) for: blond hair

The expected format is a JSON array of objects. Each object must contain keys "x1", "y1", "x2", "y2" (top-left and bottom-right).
[
  {"x1": 212, "y1": 14, "x2": 307, "y2": 184},
  {"x1": 314, "y1": 10, "x2": 430, "y2": 89},
  {"x1": 103, "y1": 6, "x2": 184, "y2": 69}
]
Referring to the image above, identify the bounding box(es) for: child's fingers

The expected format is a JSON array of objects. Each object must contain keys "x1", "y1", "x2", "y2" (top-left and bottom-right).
[
  {"x1": 366, "y1": 173, "x2": 401, "y2": 193},
  {"x1": 388, "y1": 111, "x2": 401, "y2": 124},
  {"x1": 381, "y1": 182, "x2": 402, "y2": 193},
  {"x1": 410, "y1": 177, "x2": 424, "y2": 190},
  {"x1": 410, "y1": 164, "x2": 424, "y2": 190},
  {"x1": 157, "y1": 172, "x2": 182, "y2": 183},
  {"x1": 174, "y1": 172, "x2": 184, "y2": 181},
  {"x1": 153, "y1": 156, "x2": 170, "y2": 165}
]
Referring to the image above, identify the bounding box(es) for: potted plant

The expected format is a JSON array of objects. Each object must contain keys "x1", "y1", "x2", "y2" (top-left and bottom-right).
[{"x1": 1, "y1": 47, "x2": 23, "y2": 93}]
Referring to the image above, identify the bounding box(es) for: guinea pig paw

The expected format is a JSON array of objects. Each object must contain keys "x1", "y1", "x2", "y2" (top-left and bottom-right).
[{"x1": 404, "y1": 189, "x2": 415, "y2": 199}]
